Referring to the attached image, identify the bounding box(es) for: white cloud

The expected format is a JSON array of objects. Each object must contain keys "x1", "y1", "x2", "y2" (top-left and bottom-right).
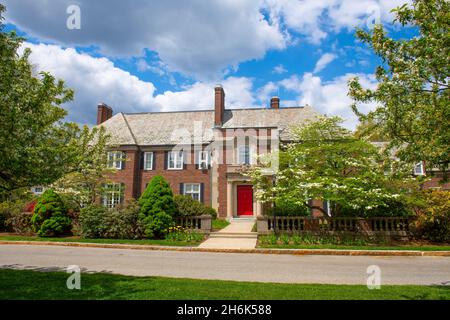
[
  {"x1": 263, "y1": 0, "x2": 411, "y2": 44},
  {"x1": 279, "y1": 72, "x2": 378, "y2": 129},
  {"x1": 4, "y1": 0, "x2": 411, "y2": 80},
  {"x1": 257, "y1": 82, "x2": 279, "y2": 105},
  {"x1": 272, "y1": 64, "x2": 288, "y2": 74},
  {"x1": 313, "y1": 53, "x2": 337, "y2": 73},
  {"x1": 154, "y1": 77, "x2": 257, "y2": 112},
  {"x1": 4, "y1": 0, "x2": 286, "y2": 80},
  {"x1": 20, "y1": 43, "x2": 258, "y2": 124}
]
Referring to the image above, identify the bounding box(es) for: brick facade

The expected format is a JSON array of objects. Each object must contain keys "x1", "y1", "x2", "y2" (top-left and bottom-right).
[{"x1": 99, "y1": 86, "x2": 447, "y2": 218}]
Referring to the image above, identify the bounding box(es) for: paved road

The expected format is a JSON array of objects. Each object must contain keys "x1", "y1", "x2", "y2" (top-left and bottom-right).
[{"x1": 0, "y1": 245, "x2": 449, "y2": 285}]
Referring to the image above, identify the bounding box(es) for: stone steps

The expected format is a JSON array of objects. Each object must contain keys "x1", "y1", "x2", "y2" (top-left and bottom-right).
[{"x1": 209, "y1": 232, "x2": 258, "y2": 239}]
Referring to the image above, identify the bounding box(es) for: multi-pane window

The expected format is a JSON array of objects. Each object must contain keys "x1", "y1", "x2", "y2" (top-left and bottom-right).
[
  {"x1": 143, "y1": 152, "x2": 153, "y2": 170},
  {"x1": 238, "y1": 145, "x2": 250, "y2": 165},
  {"x1": 168, "y1": 151, "x2": 184, "y2": 170},
  {"x1": 102, "y1": 183, "x2": 124, "y2": 209},
  {"x1": 184, "y1": 183, "x2": 201, "y2": 201},
  {"x1": 198, "y1": 150, "x2": 210, "y2": 169},
  {"x1": 414, "y1": 162, "x2": 425, "y2": 176},
  {"x1": 107, "y1": 151, "x2": 124, "y2": 170}
]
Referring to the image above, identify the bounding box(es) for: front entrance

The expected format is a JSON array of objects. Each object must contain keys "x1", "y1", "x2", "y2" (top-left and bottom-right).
[{"x1": 237, "y1": 185, "x2": 253, "y2": 216}]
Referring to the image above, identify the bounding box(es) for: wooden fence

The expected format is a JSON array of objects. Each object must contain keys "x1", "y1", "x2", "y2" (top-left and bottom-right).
[
  {"x1": 257, "y1": 216, "x2": 414, "y2": 236},
  {"x1": 175, "y1": 215, "x2": 212, "y2": 233}
]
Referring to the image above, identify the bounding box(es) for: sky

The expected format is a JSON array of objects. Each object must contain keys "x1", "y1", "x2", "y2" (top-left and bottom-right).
[{"x1": 2, "y1": 0, "x2": 415, "y2": 129}]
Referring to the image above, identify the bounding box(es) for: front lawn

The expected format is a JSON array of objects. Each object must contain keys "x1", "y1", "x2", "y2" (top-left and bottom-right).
[
  {"x1": 212, "y1": 219, "x2": 230, "y2": 231},
  {"x1": 258, "y1": 243, "x2": 450, "y2": 251},
  {"x1": 0, "y1": 234, "x2": 202, "y2": 247},
  {"x1": 0, "y1": 269, "x2": 449, "y2": 300}
]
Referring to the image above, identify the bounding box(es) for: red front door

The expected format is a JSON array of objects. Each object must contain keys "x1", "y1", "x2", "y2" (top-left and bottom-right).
[{"x1": 237, "y1": 185, "x2": 253, "y2": 216}]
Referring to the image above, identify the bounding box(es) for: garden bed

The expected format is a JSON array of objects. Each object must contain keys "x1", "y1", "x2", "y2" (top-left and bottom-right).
[
  {"x1": 258, "y1": 235, "x2": 450, "y2": 251},
  {"x1": 0, "y1": 234, "x2": 204, "y2": 247}
]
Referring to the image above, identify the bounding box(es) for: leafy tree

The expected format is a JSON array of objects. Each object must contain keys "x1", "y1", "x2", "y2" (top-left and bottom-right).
[
  {"x1": 31, "y1": 189, "x2": 71, "y2": 237},
  {"x1": 0, "y1": 5, "x2": 76, "y2": 198},
  {"x1": 348, "y1": 0, "x2": 449, "y2": 178},
  {"x1": 51, "y1": 125, "x2": 114, "y2": 206},
  {"x1": 138, "y1": 176, "x2": 175, "y2": 238},
  {"x1": 248, "y1": 117, "x2": 419, "y2": 216}
]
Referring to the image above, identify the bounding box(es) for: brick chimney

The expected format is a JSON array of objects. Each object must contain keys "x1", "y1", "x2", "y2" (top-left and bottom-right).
[
  {"x1": 97, "y1": 103, "x2": 113, "y2": 125},
  {"x1": 214, "y1": 85, "x2": 225, "y2": 127},
  {"x1": 270, "y1": 97, "x2": 280, "y2": 109}
]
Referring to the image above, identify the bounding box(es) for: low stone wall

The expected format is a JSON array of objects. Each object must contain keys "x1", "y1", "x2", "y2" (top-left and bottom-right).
[
  {"x1": 257, "y1": 216, "x2": 414, "y2": 239},
  {"x1": 175, "y1": 215, "x2": 212, "y2": 234}
]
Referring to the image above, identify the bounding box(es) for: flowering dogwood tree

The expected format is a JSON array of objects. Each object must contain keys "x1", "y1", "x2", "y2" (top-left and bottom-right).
[
  {"x1": 348, "y1": 0, "x2": 449, "y2": 178},
  {"x1": 248, "y1": 117, "x2": 419, "y2": 216}
]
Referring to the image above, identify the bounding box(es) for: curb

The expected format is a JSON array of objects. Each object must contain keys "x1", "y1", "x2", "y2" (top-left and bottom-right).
[{"x1": 1, "y1": 241, "x2": 450, "y2": 257}]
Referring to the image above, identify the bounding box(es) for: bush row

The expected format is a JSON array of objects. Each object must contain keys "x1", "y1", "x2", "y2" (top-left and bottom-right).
[{"x1": 1, "y1": 175, "x2": 216, "y2": 240}]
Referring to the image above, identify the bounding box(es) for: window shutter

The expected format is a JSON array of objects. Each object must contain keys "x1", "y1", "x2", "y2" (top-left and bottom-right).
[
  {"x1": 164, "y1": 151, "x2": 168, "y2": 170},
  {"x1": 207, "y1": 151, "x2": 212, "y2": 169},
  {"x1": 140, "y1": 151, "x2": 144, "y2": 170},
  {"x1": 183, "y1": 150, "x2": 188, "y2": 170},
  {"x1": 180, "y1": 183, "x2": 184, "y2": 195},
  {"x1": 200, "y1": 183, "x2": 205, "y2": 203},
  {"x1": 323, "y1": 201, "x2": 329, "y2": 216},
  {"x1": 152, "y1": 152, "x2": 157, "y2": 170},
  {"x1": 195, "y1": 150, "x2": 200, "y2": 170}
]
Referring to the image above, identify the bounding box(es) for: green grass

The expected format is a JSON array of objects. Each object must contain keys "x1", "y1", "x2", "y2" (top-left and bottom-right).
[
  {"x1": 258, "y1": 243, "x2": 450, "y2": 251},
  {"x1": 0, "y1": 269, "x2": 448, "y2": 300},
  {"x1": 0, "y1": 235, "x2": 201, "y2": 247},
  {"x1": 212, "y1": 219, "x2": 230, "y2": 231}
]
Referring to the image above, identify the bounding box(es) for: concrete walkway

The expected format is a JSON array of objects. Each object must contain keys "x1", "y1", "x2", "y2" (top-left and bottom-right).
[{"x1": 199, "y1": 218, "x2": 257, "y2": 249}]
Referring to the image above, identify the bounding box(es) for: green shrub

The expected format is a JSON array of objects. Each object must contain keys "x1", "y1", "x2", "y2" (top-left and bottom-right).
[
  {"x1": 174, "y1": 195, "x2": 217, "y2": 218},
  {"x1": 139, "y1": 176, "x2": 176, "y2": 239},
  {"x1": 5, "y1": 212, "x2": 34, "y2": 235},
  {"x1": 103, "y1": 200, "x2": 144, "y2": 239},
  {"x1": 0, "y1": 197, "x2": 35, "y2": 232},
  {"x1": 79, "y1": 204, "x2": 109, "y2": 238},
  {"x1": 79, "y1": 200, "x2": 144, "y2": 239},
  {"x1": 339, "y1": 199, "x2": 412, "y2": 217},
  {"x1": 266, "y1": 199, "x2": 309, "y2": 217},
  {"x1": 31, "y1": 189, "x2": 71, "y2": 237},
  {"x1": 415, "y1": 190, "x2": 450, "y2": 243}
]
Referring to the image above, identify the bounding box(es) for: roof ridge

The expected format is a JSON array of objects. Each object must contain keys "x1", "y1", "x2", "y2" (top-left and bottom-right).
[
  {"x1": 120, "y1": 113, "x2": 138, "y2": 145},
  {"x1": 123, "y1": 106, "x2": 309, "y2": 116}
]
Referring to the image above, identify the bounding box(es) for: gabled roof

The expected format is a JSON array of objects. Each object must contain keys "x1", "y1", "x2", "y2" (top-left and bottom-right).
[{"x1": 101, "y1": 106, "x2": 322, "y2": 146}]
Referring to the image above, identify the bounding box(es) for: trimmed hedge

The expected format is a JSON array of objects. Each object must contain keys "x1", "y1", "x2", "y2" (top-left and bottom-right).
[
  {"x1": 31, "y1": 189, "x2": 71, "y2": 237},
  {"x1": 138, "y1": 176, "x2": 176, "y2": 239}
]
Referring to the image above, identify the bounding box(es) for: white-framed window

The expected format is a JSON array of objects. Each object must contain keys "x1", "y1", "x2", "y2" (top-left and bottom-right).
[
  {"x1": 102, "y1": 183, "x2": 124, "y2": 209},
  {"x1": 143, "y1": 152, "x2": 153, "y2": 171},
  {"x1": 184, "y1": 183, "x2": 201, "y2": 201},
  {"x1": 107, "y1": 151, "x2": 124, "y2": 170},
  {"x1": 198, "y1": 150, "x2": 210, "y2": 170},
  {"x1": 168, "y1": 151, "x2": 184, "y2": 170},
  {"x1": 414, "y1": 162, "x2": 425, "y2": 176},
  {"x1": 238, "y1": 145, "x2": 250, "y2": 165},
  {"x1": 31, "y1": 186, "x2": 45, "y2": 195}
]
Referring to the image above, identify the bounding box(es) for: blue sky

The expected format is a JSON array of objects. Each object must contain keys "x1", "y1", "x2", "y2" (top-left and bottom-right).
[{"x1": 2, "y1": 0, "x2": 415, "y2": 128}]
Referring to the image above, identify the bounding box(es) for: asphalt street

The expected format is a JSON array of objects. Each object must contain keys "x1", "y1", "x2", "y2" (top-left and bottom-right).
[{"x1": 0, "y1": 244, "x2": 449, "y2": 285}]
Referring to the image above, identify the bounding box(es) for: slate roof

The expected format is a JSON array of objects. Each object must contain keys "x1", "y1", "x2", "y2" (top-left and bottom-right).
[{"x1": 101, "y1": 106, "x2": 322, "y2": 146}]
